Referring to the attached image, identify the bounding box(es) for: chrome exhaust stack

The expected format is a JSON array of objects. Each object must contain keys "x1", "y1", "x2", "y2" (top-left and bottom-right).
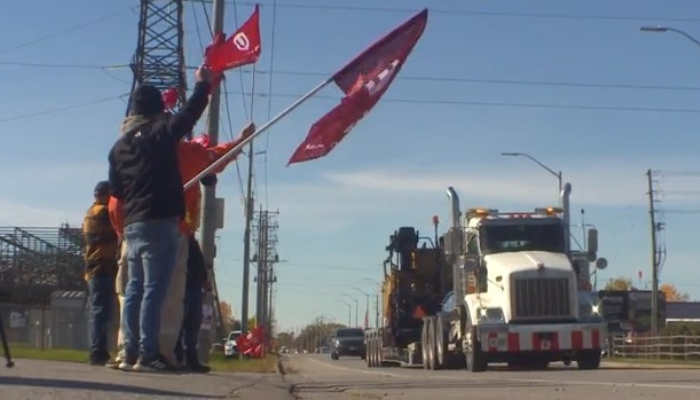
[
  {"x1": 560, "y1": 182, "x2": 572, "y2": 253},
  {"x1": 446, "y1": 186, "x2": 461, "y2": 230}
]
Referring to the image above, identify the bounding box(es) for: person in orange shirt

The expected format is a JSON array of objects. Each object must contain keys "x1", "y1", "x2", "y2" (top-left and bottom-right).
[{"x1": 108, "y1": 122, "x2": 254, "y2": 370}]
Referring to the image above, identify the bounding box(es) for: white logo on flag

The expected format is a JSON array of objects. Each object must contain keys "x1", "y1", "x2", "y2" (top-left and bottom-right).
[
  {"x1": 364, "y1": 59, "x2": 400, "y2": 96},
  {"x1": 233, "y1": 32, "x2": 250, "y2": 51}
]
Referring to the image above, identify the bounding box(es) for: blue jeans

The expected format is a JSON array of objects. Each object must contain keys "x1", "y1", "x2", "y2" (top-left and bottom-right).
[
  {"x1": 87, "y1": 272, "x2": 115, "y2": 361},
  {"x1": 174, "y1": 284, "x2": 204, "y2": 364},
  {"x1": 121, "y1": 217, "x2": 180, "y2": 360}
]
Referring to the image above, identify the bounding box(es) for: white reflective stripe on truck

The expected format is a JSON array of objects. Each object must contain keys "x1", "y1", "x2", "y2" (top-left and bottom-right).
[{"x1": 479, "y1": 327, "x2": 603, "y2": 352}]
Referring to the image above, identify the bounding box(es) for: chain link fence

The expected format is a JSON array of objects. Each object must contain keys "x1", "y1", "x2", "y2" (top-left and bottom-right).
[{"x1": 1, "y1": 292, "x2": 119, "y2": 351}]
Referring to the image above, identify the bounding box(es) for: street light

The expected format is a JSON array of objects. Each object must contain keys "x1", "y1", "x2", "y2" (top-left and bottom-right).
[
  {"x1": 640, "y1": 25, "x2": 700, "y2": 48},
  {"x1": 501, "y1": 152, "x2": 563, "y2": 202},
  {"x1": 361, "y1": 278, "x2": 383, "y2": 329},
  {"x1": 342, "y1": 294, "x2": 359, "y2": 327},
  {"x1": 352, "y1": 287, "x2": 371, "y2": 329},
  {"x1": 335, "y1": 299, "x2": 352, "y2": 326}
]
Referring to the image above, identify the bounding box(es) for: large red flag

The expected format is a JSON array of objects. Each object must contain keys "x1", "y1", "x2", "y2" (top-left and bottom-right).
[
  {"x1": 287, "y1": 9, "x2": 428, "y2": 166},
  {"x1": 204, "y1": 4, "x2": 261, "y2": 73}
]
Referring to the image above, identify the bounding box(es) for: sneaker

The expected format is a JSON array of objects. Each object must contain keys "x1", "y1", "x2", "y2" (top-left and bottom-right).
[
  {"x1": 133, "y1": 354, "x2": 179, "y2": 373},
  {"x1": 108, "y1": 350, "x2": 124, "y2": 369},
  {"x1": 118, "y1": 355, "x2": 138, "y2": 371}
]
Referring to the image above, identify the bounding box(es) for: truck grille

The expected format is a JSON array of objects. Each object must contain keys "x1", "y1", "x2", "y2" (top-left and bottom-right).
[{"x1": 512, "y1": 277, "x2": 571, "y2": 320}]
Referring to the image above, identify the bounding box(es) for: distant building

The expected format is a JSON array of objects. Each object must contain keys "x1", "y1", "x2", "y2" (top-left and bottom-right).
[{"x1": 666, "y1": 302, "x2": 700, "y2": 325}]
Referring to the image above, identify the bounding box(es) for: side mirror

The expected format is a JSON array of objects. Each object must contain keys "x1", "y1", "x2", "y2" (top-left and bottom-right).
[
  {"x1": 463, "y1": 255, "x2": 479, "y2": 273},
  {"x1": 587, "y1": 228, "x2": 598, "y2": 255},
  {"x1": 596, "y1": 257, "x2": 608, "y2": 270}
]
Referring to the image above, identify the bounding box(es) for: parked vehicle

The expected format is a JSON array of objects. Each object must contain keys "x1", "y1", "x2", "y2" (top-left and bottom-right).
[{"x1": 224, "y1": 330, "x2": 242, "y2": 358}]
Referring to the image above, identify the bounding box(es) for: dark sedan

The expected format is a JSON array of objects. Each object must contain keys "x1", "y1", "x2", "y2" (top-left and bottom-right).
[{"x1": 330, "y1": 328, "x2": 366, "y2": 360}]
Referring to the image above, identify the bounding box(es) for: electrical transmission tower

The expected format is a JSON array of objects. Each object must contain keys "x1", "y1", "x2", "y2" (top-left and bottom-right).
[
  {"x1": 252, "y1": 208, "x2": 280, "y2": 343},
  {"x1": 127, "y1": 0, "x2": 188, "y2": 123}
]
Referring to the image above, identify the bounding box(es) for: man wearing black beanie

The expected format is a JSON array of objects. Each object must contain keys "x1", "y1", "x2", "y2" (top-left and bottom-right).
[{"x1": 108, "y1": 65, "x2": 213, "y2": 373}]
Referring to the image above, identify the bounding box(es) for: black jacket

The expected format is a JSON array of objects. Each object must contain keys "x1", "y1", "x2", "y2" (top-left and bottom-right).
[{"x1": 108, "y1": 81, "x2": 211, "y2": 227}]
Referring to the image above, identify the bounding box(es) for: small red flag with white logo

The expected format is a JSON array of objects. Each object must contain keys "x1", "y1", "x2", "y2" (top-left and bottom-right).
[{"x1": 204, "y1": 4, "x2": 261, "y2": 73}]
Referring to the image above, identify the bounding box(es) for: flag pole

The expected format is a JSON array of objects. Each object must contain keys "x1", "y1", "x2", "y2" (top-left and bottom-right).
[{"x1": 184, "y1": 77, "x2": 332, "y2": 190}]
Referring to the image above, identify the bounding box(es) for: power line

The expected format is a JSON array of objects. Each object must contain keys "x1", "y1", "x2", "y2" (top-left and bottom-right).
[
  {"x1": 225, "y1": 90, "x2": 700, "y2": 114},
  {"x1": 656, "y1": 170, "x2": 700, "y2": 177},
  {"x1": 0, "y1": 5, "x2": 138, "y2": 56},
  {"x1": 229, "y1": 1, "x2": 700, "y2": 23},
  {"x1": 0, "y1": 61, "x2": 129, "y2": 70},
  {"x1": 7, "y1": 61, "x2": 700, "y2": 94},
  {"x1": 0, "y1": 94, "x2": 128, "y2": 124}
]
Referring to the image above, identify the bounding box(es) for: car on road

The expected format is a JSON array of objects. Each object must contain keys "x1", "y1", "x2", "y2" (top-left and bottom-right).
[
  {"x1": 224, "y1": 330, "x2": 242, "y2": 358},
  {"x1": 330, "y1": 328, "x2": 366, "y2": 360}
]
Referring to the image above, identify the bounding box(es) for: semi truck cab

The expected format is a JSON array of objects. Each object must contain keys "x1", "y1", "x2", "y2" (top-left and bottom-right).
[{"x1": 442, "y1": 185, "x2": 606, "y2": 371}]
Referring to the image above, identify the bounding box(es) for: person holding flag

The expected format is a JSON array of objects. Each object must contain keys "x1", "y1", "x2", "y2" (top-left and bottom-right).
[
  {"x1": 109, "y1": 123, "x2": 254, "y2": 371},
  {"x1": 108, "y1": 65, "x2": 213, "y2": 372}
]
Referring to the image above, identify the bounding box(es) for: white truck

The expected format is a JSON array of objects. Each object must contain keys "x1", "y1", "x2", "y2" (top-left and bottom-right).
[{"x1": 421, "y1": 183, "x2": 607, "y2": 371}]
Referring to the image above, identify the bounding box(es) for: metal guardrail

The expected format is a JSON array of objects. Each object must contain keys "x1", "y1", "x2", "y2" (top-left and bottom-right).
[{"x1": 609, "y1": 335, "x2": 700, "y2": 361}]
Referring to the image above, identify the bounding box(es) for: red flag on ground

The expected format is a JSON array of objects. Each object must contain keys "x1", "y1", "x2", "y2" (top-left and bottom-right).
[
  {"x1": 236, "y1": 326, "x2": 266, "y2": 358},
  {"x1": 287, "y1": 9, "x2": 428, "y2": 166},
  {"x1": 204, "y1": 4, "x2": 261, "y2": 73}
]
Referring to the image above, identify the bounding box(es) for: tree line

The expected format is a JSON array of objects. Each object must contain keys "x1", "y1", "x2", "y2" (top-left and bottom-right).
[{"x1": 603, "y1": 277, "x2": 690, "y2": 301}]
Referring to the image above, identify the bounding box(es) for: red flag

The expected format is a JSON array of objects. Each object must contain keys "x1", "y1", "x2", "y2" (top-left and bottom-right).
[
  {"x1": 287, "y1": 9, "x2": 428, "y2": 165},
  {"x1": 204, "y1": 5, "x2": 261, "y2": 73}
]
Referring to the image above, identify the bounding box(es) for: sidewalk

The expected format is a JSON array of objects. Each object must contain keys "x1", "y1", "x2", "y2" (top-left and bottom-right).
[{"x1": 0, "y1": 359, "x2": 293, "y2": 400}]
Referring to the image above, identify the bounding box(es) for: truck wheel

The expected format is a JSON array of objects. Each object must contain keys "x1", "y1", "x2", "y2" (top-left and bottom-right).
[
  {"x1": 375, "y1": 335, "x2": 385, "y2": 367},
  {"x1": 426, "y1": 318, "x2": 438, "y2": 370},
  {"x1": 435, "y1": 315, "x2": 449, "y2": 369},
  {"x1": 421, "y1": 319, "x2": 430, "y2": 370},
  {"x1": 576, "y1": 350, "x2": 601, "y2": 370},
  {"x1": 364, "y1": 337, "x2": 372, "y2": 368},
  {"x1": 464, "y1": 328, "x2": 487, "y2": 372},
  {"x1": 369, "y1": 336, "x2": 377, "y2": 367}
]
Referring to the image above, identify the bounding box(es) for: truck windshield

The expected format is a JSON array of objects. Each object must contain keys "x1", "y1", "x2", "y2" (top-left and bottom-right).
[{"x1": 480, "y1": 222, "x2": 566, "y2": 254}]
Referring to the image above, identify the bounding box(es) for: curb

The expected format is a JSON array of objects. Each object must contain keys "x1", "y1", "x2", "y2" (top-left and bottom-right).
[{"x1": 603, "y1": 360, "x2": 700, "y2": 369}]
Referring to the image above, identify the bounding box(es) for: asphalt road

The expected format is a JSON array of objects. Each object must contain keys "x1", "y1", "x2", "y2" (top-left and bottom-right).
[
  {"x1": 0, "y1": 358, "x2": 294, "y2": 400},
  {"x1": 285, "y1": 354, "x2": 700, "y2": 400}
]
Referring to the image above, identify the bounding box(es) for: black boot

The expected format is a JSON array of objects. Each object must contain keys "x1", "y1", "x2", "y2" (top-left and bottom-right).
[
  {"x1": 187, "y1": 361, "x2": 211, "y2": 373},
  {"x1": 186, "y1": 354, "x2": 211, "y2": 374}
]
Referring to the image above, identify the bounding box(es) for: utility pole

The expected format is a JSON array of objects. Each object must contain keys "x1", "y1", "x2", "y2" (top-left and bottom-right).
[
  {"x1": 198, "y1": 0, "x2": 225, "y2": 364},
  {"x1": 254, "y1": 207, "x2": 265, "y2": 325},
  {"x1": 647, "y1": 169, "x2": 660, "y2": 336},
  {"x1": 240, "y1": 144, "x2": 255, "y2": 334},
  {"x1": 252, "y1": 208, "x2": 280, "y2": 344}
]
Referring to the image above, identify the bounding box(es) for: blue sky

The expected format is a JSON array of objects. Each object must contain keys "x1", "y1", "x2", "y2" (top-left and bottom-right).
[{"x1": 2, "y1": 0, "x2": 700, "y2": 332}]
